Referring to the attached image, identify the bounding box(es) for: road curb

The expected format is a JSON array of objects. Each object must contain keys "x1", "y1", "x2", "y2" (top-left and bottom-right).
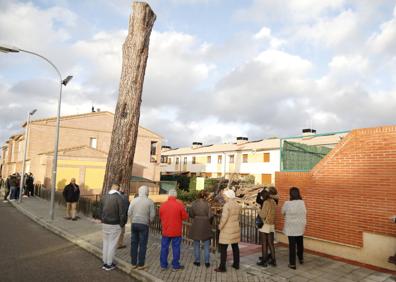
[{"x1": 10, "y1": 201, "x2": 163, "y2": 282}]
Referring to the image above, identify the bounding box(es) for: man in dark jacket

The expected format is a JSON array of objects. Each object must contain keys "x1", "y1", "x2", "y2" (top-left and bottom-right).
[
  {"x1": 26, "y1": 173, "x2": 35, "y2": 197},
  {"x1": 62, "y1": 178, "x2": 80, "y2": 220},
  {"x1": 117, "y1": 186, "x2": 130, "y2": 249},
  {"x1": 100, "y1": 184, "x2": 127, "y2": 271}
]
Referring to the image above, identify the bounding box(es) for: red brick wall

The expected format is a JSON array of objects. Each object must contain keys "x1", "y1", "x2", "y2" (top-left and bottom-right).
[{"x1": 275, "y1": 126, "x2": 396, "y2": 247}]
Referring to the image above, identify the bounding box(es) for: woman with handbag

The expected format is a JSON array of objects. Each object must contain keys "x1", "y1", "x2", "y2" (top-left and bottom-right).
[
  {"x1": 282, "y1": 187, "x2": 307, "y2": 270},
  {"x1": 257, "y1": 189, "x2": 277, "y2": 267}
]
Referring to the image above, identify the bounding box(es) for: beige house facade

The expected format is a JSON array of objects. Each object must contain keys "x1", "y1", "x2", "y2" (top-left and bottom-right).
[
  {"x1": 161, "y1": 131, "x2": 347, "y2": 185},
  {"x1": 1, "y1": 111, "x2": 162, "y2": 194}
]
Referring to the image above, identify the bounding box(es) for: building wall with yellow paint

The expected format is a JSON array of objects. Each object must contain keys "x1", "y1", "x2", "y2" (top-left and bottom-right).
[
  {"x1": 162, "y1": 151, "x2": 280, "y2": 185},
  {"x1": 85, "y1": 168, "x2": 106, "y2": 192},
  {"x1": 1, "y1": 111, "x2": 162, "y2": 193},
  {"x1": 56, "y1": 167, "x2": 80, "y2": 190},
  {"x1": 56, "y1": 159, "x2": 107, "y2": 194}
]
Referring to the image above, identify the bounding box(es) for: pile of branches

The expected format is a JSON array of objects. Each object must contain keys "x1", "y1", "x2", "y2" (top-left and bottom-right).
[{"x1": 206, "y1": 177, "x2": 262, "y2": 214}]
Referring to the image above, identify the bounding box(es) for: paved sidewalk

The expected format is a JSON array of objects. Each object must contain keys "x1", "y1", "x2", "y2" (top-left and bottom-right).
[{"x1": 10, "y1": 197, "x2": 396, "y2": 282}]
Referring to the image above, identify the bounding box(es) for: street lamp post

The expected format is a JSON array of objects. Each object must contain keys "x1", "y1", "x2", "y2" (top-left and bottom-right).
[
  {"x1": 18, "y1": 109, "x2": 37, "y2": 203},
  {"x1": 0, "y1": 44, "x2": 73, "y2": 220}
]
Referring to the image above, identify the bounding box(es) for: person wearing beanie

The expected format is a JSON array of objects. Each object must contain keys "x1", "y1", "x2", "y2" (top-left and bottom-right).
[
  {"x1": 159, "y1": 189, "x2": 189, "y2": 271},
  {"x1": 128, "y1": 185, "x2": 155, "y2": 269},
  {"x1": 215, "y1": 189, "x2": 241, "y2": 273}
]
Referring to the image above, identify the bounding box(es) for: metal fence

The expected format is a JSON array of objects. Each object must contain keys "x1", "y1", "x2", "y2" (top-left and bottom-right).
[
  {"x1": 281, "y1": 140, "x2": 331, "y2": 171},
  {"x1": 34, "y1": 185, "x2": 101, "y2": 217},
  {"x1": 240, "y1": 207, "x2": 261, "y2": 244}
]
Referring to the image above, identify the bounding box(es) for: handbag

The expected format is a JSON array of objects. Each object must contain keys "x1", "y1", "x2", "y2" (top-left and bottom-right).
[{"x1": 255, "y1": 215, "x2": 264, "y2": 229}]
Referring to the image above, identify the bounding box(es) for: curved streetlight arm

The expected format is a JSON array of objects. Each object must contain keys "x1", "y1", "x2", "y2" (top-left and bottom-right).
[{"x1": 19, "y1": 49, "x2": 62, "y2": 82}]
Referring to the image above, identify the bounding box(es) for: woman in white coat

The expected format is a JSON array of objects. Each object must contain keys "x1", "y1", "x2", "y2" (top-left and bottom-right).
[{"x1": 282, "y1": 187, "x2": 306, "y2": 270}]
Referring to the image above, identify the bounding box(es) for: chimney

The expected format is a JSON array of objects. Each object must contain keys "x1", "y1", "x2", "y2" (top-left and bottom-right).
[
  {"x1": 236, "y1": 137, "x2": 249, "y2": 145},
  {"x1": 161, "y1": 145, "x2": 172, "y2": 152},
  {"x1": 192, "y1": 142, "x2": 203, "y2": 149},
  {"x1": 302, "y1": 128, "x2": 317, "y2": 137}
]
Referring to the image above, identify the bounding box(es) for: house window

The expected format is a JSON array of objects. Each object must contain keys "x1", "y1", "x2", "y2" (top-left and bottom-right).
[
  {"x1": 206, "y1": 172, "x2": 212, "y2": 178},
  {"x1": 207, "y1": 156, "x2": 211, "y2": 163},
  {"x1": 190, "y1": 172, "x2": 196, "y2": 177},
  {"x1": 161, "y1": 156, "x2": 168, "y2": 164},
  {"x1": 242, "y1": 154, "x2": 248, "y2": 163},
  {"x1": 263, "y1": 153, "x2": 270, "y2": 163},
  {"x1": 90, "y1": 138, "x2": 97, "y2": 149},
  {"x1": 262, "y1": 174, "x2": 272, "y2": 184},
  {"x1": 176, "y1": 157, "x2": 179, "y2": 165},
  {"x1": 229, "y1": 155, "x2": 235, "y2": 163},
  {"x1": 192, "y1": 157, "x2": 196, "y2": 164},
  {"x1": 217, "y1": 155, "x2": 222, "y2": 164},
  {"x1": 168, "y1": 157, "x2": 172, "y2": 164},
  {"x1": 150, "y1": 141, "x2": 157, "y2": 155},
  {"x1": 183, "y1": 157, "x2": 187, "y2": 164},
  {"x1": 150, "y1": 141, "x2": 157, "y2": 163}
]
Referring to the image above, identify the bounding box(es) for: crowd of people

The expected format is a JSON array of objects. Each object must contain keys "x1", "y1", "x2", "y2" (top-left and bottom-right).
[
  {"x1": 1, "y1": 172, "x2": 35, "y2": 202},
  {"x1": 1, "y1": 173, "x2": 307, "y2": 272},
  {"x1": 98, "y1": 183, "x2": 307, "y2": 273},
  {"x1": 4, "y1": 174, "x2": 393, "y2": 271}
]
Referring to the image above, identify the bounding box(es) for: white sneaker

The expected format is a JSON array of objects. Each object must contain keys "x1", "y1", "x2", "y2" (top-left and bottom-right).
[
  {"x1": 104, "y1": 264, "x2": 115, "y2": 271},
  {"x1": 9, "y1": 199, "x2": 16, "y2": 202},
  {"x1": 3, "y1": 200, "x2": 8, "y2": 203}
]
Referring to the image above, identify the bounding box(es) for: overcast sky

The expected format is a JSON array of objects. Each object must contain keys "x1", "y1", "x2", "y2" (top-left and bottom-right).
[{"x1": 1, "y1": 0, "x2": 395, "y2": 147}]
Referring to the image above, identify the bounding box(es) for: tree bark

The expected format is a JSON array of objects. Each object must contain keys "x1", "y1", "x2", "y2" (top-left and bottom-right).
[{"x1": 102, "y1": 2, "x2": 156, "y2": 194}]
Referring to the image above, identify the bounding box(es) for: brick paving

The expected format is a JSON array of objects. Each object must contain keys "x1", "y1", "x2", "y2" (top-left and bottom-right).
[{"x1": 10, "y1": 197, "x2": 396, "y2": 282}]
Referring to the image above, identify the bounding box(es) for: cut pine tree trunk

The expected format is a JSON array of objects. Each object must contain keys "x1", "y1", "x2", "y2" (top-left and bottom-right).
[{"x1": 102, "y1": 2, "x2": 156, "y2": 194}]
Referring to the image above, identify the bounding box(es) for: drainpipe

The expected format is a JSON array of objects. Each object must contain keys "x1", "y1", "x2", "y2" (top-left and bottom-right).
[
  {"x1": 223, "y1": 152, "x2": 226, "y2": 177},
  {"x1": 279, "y1": 138, "x2": 283, "y2": 171}
]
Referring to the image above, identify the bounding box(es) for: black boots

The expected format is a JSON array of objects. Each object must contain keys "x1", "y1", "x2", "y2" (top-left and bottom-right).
[{"x1": 256, "y1": 256, "x2": 276, "y2": 267}]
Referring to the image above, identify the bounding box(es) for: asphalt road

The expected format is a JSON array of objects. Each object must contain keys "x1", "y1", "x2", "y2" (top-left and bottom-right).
[{"x1": 0, "y1": 201, "x2": 136, "y2": 282}]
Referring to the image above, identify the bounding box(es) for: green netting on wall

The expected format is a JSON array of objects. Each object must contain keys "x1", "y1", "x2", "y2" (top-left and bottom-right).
[{"x1": 281, "y1": 141, "x2": 332, "y2": 171}]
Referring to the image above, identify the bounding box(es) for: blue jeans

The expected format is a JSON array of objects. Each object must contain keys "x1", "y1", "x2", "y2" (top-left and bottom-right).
[
  {"x1": 10, "y1": 186, "x2": 17, "y2": 200},
  {"x1": 194, "y1": 240, "x2": 210, "y2": 264},
  {"x1": 130, "y1": 223, "x2": 149, "y2": 266},
  {"x1": 160, "y1": 236, "x2": 182, "y2": 269}
]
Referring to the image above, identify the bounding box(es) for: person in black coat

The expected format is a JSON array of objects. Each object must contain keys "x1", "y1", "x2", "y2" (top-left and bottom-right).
[
  {"x1": 26, "y1": 173, "x2": 35, "y2": 197},
  {"x1": 117, "y1": 186, "x2": 130, "y2": 249},
  {"x1": 62, "y1": 178, "x2": 80, "y2": 220}
]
